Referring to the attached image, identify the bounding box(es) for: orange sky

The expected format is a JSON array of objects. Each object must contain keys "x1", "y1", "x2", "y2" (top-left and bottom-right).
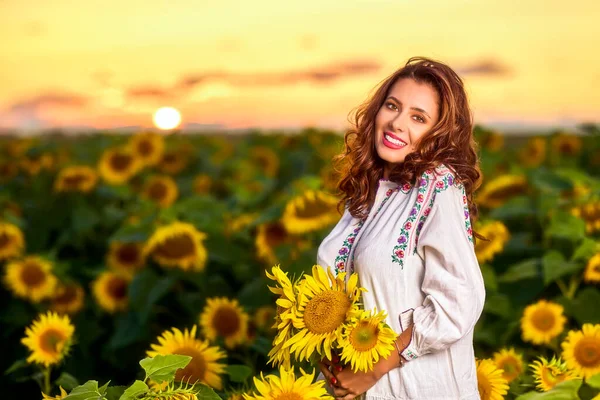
[{"x1": 1, "y1": 0, "x2": 599, "y2": 132}]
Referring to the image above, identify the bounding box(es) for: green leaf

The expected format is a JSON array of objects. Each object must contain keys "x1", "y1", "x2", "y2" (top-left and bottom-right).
[
  {"x1": 545, "y1": 211, "x2": 586, "y2": 243},
  {"x1": 64, "y1": 380, "x2": 108, "y2": 400},
  {"x1": 529, "y1": 168, "x2": 573, "y2": 192},
  {"x1": 225, "y1": 365, "x2": 253, "y2": 383},
  {"x1": 193, "y1": 383, "x2": 223, "y2": 400},
  {"x1": 542, "y1": 251, "x2": 584, "y2": 286},
  {"x1": 55, "y1": 372, "x2": 80, "y2": 391},
  {"x1": 588, "y1": 372, "x2": 600, "y2": 388},
  {"x1": 515, "y1": 379, "x2": 582, "y2": 399},
  {"x1": 480, "y1": 263, "x2": 498, "y2": 291},
  {"x1": 106, "y1": 386, "x2": 127, "y2": 400},
  {"x1": 571, "y1": 287, "x2": 600, "y2": 325},
  {"x1": 483, "y1": 292, "x2": 512, "y2": 318},
  {"x1": 571, "y1": 238, "x2": 599, "y2": 262},
  {"x1": 140, "y1": 354, "x2": 192, "y2": 384},
  {"x1": 4, "y1": 359, "x2": 29, "y2": 375},
  {"x1": 118, "y1": 380, "x2": 148, "y2": 400},
  {"x1": 498, "y1": 258, "x2": 540, "y2": 283},
  {"x1": 128, "y1": 269, "x2": 176, "y2": 323}
]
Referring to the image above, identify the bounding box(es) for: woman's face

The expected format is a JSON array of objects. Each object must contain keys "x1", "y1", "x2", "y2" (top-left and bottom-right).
[{"x1": 374, "y1": 78, "x2": 440, "y2": 176}]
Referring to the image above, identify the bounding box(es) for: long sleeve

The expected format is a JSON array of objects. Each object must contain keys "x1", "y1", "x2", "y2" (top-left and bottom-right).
[{"x1": 398, "y1": 179, "x2": 485, "y2": 362}]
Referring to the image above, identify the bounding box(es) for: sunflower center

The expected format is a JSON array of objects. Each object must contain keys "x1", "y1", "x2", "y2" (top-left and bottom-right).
[
  {"x1": 63, "y1": 174, "x2": 87, "y2": 188},
  {"x1": 163, "y1": 153, "x2": 177, "y2": 165},
  {"x1": 110, "y1": 153, "x2": 133, "y2": 171},
  {"x1": 173, "y1": 347, "x2": 206, "y2": 382},
  {"x1": 265, "y1": 223, "x2": 288, "y2": 247},
  {"x1": 107, "y1": 277, "x2": 128, "y2": 299},
  {"x1": 574, "y1": 337, "x2": 600, "y2": 368},
  {"x1": 0, "y1": 232, "x2": 12, "y2": 249},
  {"x1": 20, "y1": 262, "x2": 46, "y2": 287},
  {"x1": 294, "y1": 197, "x2": 334, "y2": 220},
  {"x1": 274, "y1": 393, "x2": 303, "y2": 400},
  {"x1": 349, "y1": 321, "x2": 379, "y2": 352},
  {"x1": 39, "y1": 328, "x2": 67, "y2": 355},
  {"x1": 138, "y1": 140, "x2": 154, "y2": 156},
  {"x1": 531, "y1": 308, "x2": 556, "y2": 331},
  {"x1": 148, "y1": 182, "x2": 168, "y2": 201},
  {"x1": 541, "y1": 366, "x2": 566, "y2": 387},
  {"x1": 304, "y1": 290, "x2": 350, "y2": 334},
  {"x1": 117, "y1": 244, "x2": 141, "y2": 266},
  {"x1": 54, "y1": 286, "x2": 77, "y2": 305},
  {"x1": 153, "y1": 234, "x2": 196, "y2": 260},
  {"x1": 212, "y1": 307, "x2": 241, "y2": 337},
  {"x1": 559, "y1": 142, "x2": 576, "y2": 155}
]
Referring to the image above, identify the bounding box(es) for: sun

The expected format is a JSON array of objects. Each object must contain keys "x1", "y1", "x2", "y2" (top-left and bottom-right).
[{"x1": 153, "y1": 107, "x2": 181, "y2": 130}]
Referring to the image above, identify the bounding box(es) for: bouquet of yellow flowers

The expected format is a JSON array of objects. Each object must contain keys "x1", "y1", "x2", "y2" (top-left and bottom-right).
[{"x1": 265, "y1": 264, "x2": 398, "y2": 373}]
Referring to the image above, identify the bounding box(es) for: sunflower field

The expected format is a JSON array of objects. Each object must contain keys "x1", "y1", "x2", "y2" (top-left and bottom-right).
[{"x1": 0, "y1": 126, "x2": 599, "y2": 400}]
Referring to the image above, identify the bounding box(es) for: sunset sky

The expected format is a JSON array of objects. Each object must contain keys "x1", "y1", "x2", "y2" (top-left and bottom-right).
[{"x1": 1, "y1": 0, "x2": 599, "y2": 133}]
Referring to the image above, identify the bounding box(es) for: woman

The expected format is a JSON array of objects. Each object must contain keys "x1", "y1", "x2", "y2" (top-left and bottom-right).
[{"x1": 316, "y1": 56, "x2": 486, "y2": 399}]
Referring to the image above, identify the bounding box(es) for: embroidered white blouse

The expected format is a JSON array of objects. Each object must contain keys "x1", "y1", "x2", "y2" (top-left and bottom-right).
[{"x1": 316, "y1": 164, "x2": 485, "y2": 400}]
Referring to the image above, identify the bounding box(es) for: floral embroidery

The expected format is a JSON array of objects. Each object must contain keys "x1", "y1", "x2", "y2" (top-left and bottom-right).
[
  {"x1": 413, "y1": 172, "x2": 455, "y2": 250},
  {"x1": 463, "y1": 193, "x2": 474, "y2": 243},
  {"x1": 399, "y1": 182, "x2": 412, "y2": 194}
]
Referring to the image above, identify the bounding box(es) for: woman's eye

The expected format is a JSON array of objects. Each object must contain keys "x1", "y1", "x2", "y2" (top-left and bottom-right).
[
  {"x1": 413, "y1": 116, "x2": 425, "y2": 123},
  {"x1": 386, "y1": 102, "x2": 397, "y2": 110}
]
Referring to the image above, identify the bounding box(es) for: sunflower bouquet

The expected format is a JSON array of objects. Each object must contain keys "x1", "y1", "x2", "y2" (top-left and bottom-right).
[{"x1": 265, "y1": 264, "x2": 398, "y2": 373}]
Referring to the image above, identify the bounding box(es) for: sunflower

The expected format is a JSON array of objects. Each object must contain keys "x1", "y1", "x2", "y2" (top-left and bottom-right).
[
  {"x1": 521, "y1": 300, "x2": 566, "y2": 345},
  {"x1": 5, "y1": 138, "x2": 33, "y2": 158},
  {"x1": 281, "y1": 190, "x2": 340, "y2": 234},
  {"x1": 551, "y1": 132, "x2": 582, "y2": 157},
  {"x1": 338, "y1": 310, "x2": 397, "y2": 372},
  {"x1": 144, "y1": 222, "x2": 208, "y2": 272},
  {"x1": 474, "y1": 221, "x2": 510, "y2": 264},
  {"x1": 142, "y1": 175, "x2": 179, "y2": 208},
  {"x1": 91, "y1": 270, "x2": 132, "y2": 313},
  {"x1": 519, "y1": 137, "x2": 547, "y2": 168},
  {"x1": 265, "y1": 265, "x2": 298, "y2": 367},
  {"x1": 477, "y1": 174, "x2": 528, "y2": 209},
  {"x1": 254, "y1": 305, "x2": 277, "y2": 331},
  {"x1": 249, "y1": 146, "x2": 280, "y2": 178},
  {"x1": 199, "y1": 297, "x2": 250, "y2": 349},
  {"x1": 585, "y1": 253, "x2": 600, "y2": 283},
  {"x1": 0, "y1": 221, "x2": 25, "y2": 261},
  {"x1": 49, "y1": 282, "x2": 85, "y2": 315},
  {"x1": 42, "y1": 386, "x2": 68, "y2": 399},
  {"x1": 0, "y1": 160, "x2": 19, "y2": 182},
  {"x1": 20, "y1": 153, "x2": 54, "y2": 175},
  {"x1": 147, "y1": 325, "x2": 227, "y2": 390},
  {"x1": 481, "y1": 130, "x2": 504, "y2": 152},
  {"x1": 492, "y1": 348, "x2": 524, "y2": 383},
  {"x1": 106, "y1": 241, "x2": 146, "y2": 276},
  {"x1": 285, "y1": 265, "x2": 364, "y2": 362},
  {"x1": 129, "y1": 131, "x2": 165, "y2": 167},
  {"x1": 21, "y1": 311, "x2": 75, "y2": 367},
  {"x1": 243, "y1": 366, "x2": 331, "y2": 400},
  {"x1": 2, "y1": 201, "x2": 22, "y2": 217},
  {"x1": 255, "y1": 221, "x2": 293, "y2": 266},
  {"x1": 193, "y1": 174, "x2": 213, "y2": 195},
  {"x1": 98, "y1": 147, "x2": 142, "y2": 184},
  {"x1": 476, "y1": 358, "x2": 509, "y2": 400},
  {"x1": 54, "y1": 165, "x2": 98, "y2": 193},
  {"x1": 225, "y1": 212, "x2": 259, "y2": 237},
  {"x1": 530, "y1": 355, "x2": 579, "y2": 392},
  {"x1": 158, "y1": 150, "x2": 188, "y2": 175},
  {"x1": 3, "y1": 256, "x2": 58, "y2": 303},
  {"x1": 561, "y1": 323, "x2": 600, "y2": 379}
]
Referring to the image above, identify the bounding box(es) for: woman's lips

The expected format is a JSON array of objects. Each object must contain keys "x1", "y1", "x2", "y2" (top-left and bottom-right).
[{"x1": 383, "y1": 131, "x2": 407, "y2": 149}]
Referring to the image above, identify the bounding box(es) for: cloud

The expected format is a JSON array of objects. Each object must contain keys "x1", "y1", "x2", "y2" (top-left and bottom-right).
[
  {"x1": 127, "y1": 59, "x2": 382, "y2": 100},
  {"x1": 9, "y1": 92, "x2": 88, "y2": 112},
  {"x1": 457, "y1": 59, "x2": 512, "y2": 77}
]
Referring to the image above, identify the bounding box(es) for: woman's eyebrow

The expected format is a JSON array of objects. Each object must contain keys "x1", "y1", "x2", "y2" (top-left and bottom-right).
[{"x1": 387, "y1": 96, "x2": 431, "y2": 119}]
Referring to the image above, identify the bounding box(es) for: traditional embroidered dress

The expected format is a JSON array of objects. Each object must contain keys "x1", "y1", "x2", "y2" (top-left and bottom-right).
[{"x1": 317, "y1": 164, "x2": 485, "y2": 400}]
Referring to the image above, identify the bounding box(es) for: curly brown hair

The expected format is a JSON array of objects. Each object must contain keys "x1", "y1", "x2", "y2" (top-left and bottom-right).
[{"x1": 333, "y1": 56, "x2": 484, "y2": 241}]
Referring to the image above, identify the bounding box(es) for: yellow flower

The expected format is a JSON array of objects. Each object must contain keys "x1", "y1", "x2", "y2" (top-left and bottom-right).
[
  {"x1": 21, "y1": 311, "x2": 75, "y2": 367},
  {"x1": 129, "y1": 131, "x2": 165, "y2": 167},
  {"x1": 98, "y1": 147, "x2": 142, "y2": 184},
  {"x1": 106, "y1": 241, "x2": 146, "y2": 276},
  {"x1": 477, "y1": 174, "x2": 528, "y2": 209},
  {"x1": 91, "y1": 270, "x2": 132, "y2": 313},
  {"x1": 551, "y1": 132, "x2": 582, "y2": 157},
  {"x1": 249, "y1": 146, "x2": 280, "y2": 178},
  {"x1": 147, "y1": 325, "x2": 226, "y2": 390},
  {"x1": 193, "y1": 174, "x2": 213, "y2": 195},
  {"x1": 254, "y1": 305, "x2": 277, "y2": 331},
  {"x1": 482, "y1": 130, "x2": 504, "y2": 152},
  {"x1": 3, "y1": 256, "x2": 58, "y2": 303},
  {"x1": 285, "y1": 265, "x2": 364, "y2": 362},
  {"x1": 585, "y1": 253, "x2": 600, "y2": 283},
  {"x1": 53, "y1": 165, "x2": 98, "y2": 193},
  {"x1": 475, "y1": 221, "x2": 510, "y2": 264},
  {"x1": 143, "y1": 222, "x2": 208, "y2": 272},
  {"x1": 0, "y1": 159, "x2": 19, "y2": 182},
  {"x1": 243, "y1": 366, "x2": 331, "y2": 400},
  {"x1": 530, "y1": 355, "x2": 579, "y2": 392},
  {"x1": 281, "y1": 190, "x2": 340, "y2": 234},
  {"x1": 519, "y1": 137, "x2": 547, "y2": 168},
  {"x1": 42, "y1": 386, "x2": 68, "y2": 399},
  {"x1": 199, "y1": 297, "x2": 250, "y2": 349},
  {"x1": 142, "y1": 175, "x2": 179, "y2": 208},
  {"x1": 476, "y1": 358, "x2": 509, "y2": 400},
  {"x1": 492, "y1": 348, "x2": 524, "y2": 383},
  {"x1": 561, "y1": 323, "x2": 600, "y2": 379},
  {"x1": 158, "y1": 149, "x2": 189, "y2": 175},
  {"x1": 49, "y1": 282, "x2": 85, "y2": 315},
  {"x1": 338, "y1": 310, "x2": 397, "y2": 372},
  {"x1": 521, "y1": 300, "x2": 566, "y2": 345},
  {"x1": 225, "y1": 212, "x2": 259, "y2": 237},
  {"x1": 0, "y1": 221, "x2": 25, "y2": 261},
  {"x1": 255, "y1": 221, "x2": 293, "y2": 266},
  {"x1": 20, "y1": 153, "x2": 54, "y2": 175}
]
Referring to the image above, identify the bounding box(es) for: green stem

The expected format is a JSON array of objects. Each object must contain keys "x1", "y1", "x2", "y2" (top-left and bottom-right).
[
  {"x1": 556, "y1": 279, "x2": 570, "y2": 299},
  {"x1": 566, "y1": 275, "x2": 581, "y2": 300},
  {"x1": 43, "y1": 366, "x2": 51, "y2": 396}
]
